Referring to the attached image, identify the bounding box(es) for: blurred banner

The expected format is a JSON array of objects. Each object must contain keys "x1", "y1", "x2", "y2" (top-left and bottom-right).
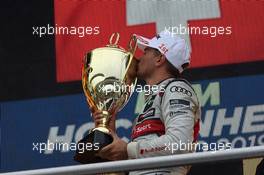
[
  {"x1": 54, "y1": 0, "x2": 264, "y2": 82},
  {"x1": 1, "y1": 74, "x2": 264, "y2": 171}
]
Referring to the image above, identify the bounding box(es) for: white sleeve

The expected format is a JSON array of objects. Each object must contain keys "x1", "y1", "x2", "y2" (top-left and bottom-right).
[{"x1": 127, "y1": 81, "x2": 199, "y2": 159}]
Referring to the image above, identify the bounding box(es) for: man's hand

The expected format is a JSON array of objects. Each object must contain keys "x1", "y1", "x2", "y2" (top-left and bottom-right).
[
  {"x1": 91, "y1": 110, "x2": 117, "y2": 131},
  {"x1": 98, "y1": 131, "x2": 128, "y2": 161}
]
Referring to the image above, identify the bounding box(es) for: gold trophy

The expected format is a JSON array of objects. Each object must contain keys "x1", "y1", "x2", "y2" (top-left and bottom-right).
[{"x1": 74, "y1": 33, "x2": 138, "y2": 163}]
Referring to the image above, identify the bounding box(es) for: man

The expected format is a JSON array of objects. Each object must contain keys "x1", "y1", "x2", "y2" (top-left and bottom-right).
[{"x1": 93, "y1": 30, "x2": 201, "y2": 175}]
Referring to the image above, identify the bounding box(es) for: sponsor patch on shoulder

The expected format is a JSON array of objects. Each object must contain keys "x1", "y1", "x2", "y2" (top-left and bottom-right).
[{"x1": 169, "y1": 99, "x2": 190, "y2": 106}]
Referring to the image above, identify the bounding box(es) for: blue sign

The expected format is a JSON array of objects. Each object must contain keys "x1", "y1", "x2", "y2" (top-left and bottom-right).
[{"x1": 1, "y1": 74, "x2": 264, "y2": 172}]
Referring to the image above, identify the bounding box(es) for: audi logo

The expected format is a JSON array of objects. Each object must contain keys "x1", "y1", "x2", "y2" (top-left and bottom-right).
[{"x1": 170, "y1": 86, "x2": 192, "y2": 97}]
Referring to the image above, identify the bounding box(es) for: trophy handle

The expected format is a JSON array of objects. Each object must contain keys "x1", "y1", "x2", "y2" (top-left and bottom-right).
[
  {"x1": 108, "y1": 32, "x2": 120, "y2": 47},
  {"x1": 121, "y1": 34, "x2": 138, "y2": 83},
  {"x1": 128, "y1": 34, "x2": 138, "y2": 56},
  {"x1": 82, "y1": 54, "x2": 97, "y2": 111}
]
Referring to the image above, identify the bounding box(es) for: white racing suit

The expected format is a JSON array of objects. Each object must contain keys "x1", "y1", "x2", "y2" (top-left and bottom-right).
[{"x1": 127, "y1": 78, "x2": 201, "y2": 175}]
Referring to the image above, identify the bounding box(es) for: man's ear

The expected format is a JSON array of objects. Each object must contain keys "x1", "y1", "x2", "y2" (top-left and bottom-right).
[{"x1": 155, "y1": 55, "x2": 166, "y2": 66}]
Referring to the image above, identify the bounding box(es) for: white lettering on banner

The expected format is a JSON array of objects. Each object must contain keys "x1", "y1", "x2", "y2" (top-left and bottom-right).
[
  {"x1": 258, "y1": 134, "x2": 264, "y2": 145},
  {"x1": 242, "y1": 104, "x2": 264, "y2": 133},
  {"x1": 200, "y1": 105, "x2": 264, "y2": 140},
  {"x1": 45, "y1": 119, "x2": 132, "y2": 154},
  {"x1": 192, "y1": 82, "x2": 220, "y2": 107},
  {"x1": 74, "y1": 123, "x2": 94, "y2": 143},
  {"x1": 217, "y1": 138, "x2": 230, "y2": 145},
  {"x1": 233, "y1": 134, "x2": 262, "y2": 147},
  {"x1": 126, "y1": 0, "x2": 220, "y2": 49},
  {"x1": 199, "y1": 110, "x2": 214, "y2": 137},
  {"x1": 200, "y1": 133, "x2": 264, "y2": 149},
  {"x1": 248, "y1": 135, "x2": 257, "y2": 147},
  {"x1": 232, "y1": 136, "x2": 247, "y2": 148},
  {"x1": 213, "y1": 107, "x2": 243, "y2": 136},
  {"x1": 45, "y1": 125, "x2": 75, "y2": 154}
]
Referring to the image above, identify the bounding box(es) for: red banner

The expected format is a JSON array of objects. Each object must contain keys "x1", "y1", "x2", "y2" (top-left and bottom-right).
[{"x1": 54, "y1": 1, "x2": 264, "y2": 82}]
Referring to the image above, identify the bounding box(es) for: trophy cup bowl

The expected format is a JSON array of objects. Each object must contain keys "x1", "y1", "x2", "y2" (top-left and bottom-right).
[{"x1": 74, "y1": 33, "x2": 138, "y2": 163}]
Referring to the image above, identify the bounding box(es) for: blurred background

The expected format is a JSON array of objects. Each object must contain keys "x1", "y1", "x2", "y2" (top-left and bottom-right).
[{"x1": 0, "y1": 0, "x2": 264, "y2": 174}]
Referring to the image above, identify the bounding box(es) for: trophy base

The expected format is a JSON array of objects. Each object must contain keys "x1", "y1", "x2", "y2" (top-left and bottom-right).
[{"x1": 74, "y1": 129, "x2": 113, "y2": 164}]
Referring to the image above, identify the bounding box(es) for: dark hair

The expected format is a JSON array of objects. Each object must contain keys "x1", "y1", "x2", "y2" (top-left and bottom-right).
[
  {"x1": 165, "y1": 60, "x2": 189, "y2": 77},
  {"x1": 166, "y1": 60, "x2": 180, "y2": 77},
  {"x1": 152, "y1": 48, "x2": 188, "y2": 77},
  {"x1": 153, "y1": 48, "x2": 162, "y2": 56}
]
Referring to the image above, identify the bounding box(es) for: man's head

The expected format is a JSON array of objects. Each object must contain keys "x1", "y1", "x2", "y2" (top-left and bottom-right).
[{"x1": 135, "y1": 30, "x2": 190, "y2": 81}]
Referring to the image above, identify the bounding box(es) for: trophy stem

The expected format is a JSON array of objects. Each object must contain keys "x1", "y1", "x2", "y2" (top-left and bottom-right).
[
  {"x1": 100, "y1": 111, "x2": 109, "y2": 126},
  {"x1": 93, "y1": 110, "x2": 111, "y2": 134},
  {"x1": 93, "y1": 127, "x2": 110, "y2": 135}
]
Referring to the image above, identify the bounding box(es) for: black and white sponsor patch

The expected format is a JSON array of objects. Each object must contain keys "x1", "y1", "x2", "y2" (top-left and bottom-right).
[
  {"x1": 143, "y1": 95, "x2": 156, "y2": 112},
  {"x1": 169, "y1": 99, "x2": 190, "y2": 106},
  {"x1": 169, "y1": 111, "x2": 188, "y2": 117},
  {"x1": 169, "y1": 86, "x2": 192, "y2": 97},
  {"x1": 137, "y1": 108, "x2": 156, "y2": 122},
  {"x1": 169, "y1": 99, "x2": 190, "y2": 110}
]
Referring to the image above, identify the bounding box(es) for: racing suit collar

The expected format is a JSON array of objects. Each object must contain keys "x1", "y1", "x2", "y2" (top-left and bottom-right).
[{"x1": 155, "y1": 77, "x2": 176, "y2": 86}]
